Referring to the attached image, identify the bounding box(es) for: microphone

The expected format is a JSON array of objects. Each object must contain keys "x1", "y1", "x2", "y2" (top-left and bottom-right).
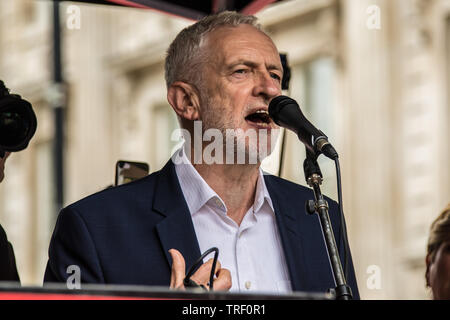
[{"x1": 268, "y1": 95, "x2": 338, "y2": 160}]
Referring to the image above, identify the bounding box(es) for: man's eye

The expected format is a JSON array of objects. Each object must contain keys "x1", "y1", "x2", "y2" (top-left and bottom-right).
[
  {"x1": 234, "y1": 69, "x2": 247, "y2": 74},
  {"x1": 270, "y1": 73, "x2": 281, "y2": 81}
]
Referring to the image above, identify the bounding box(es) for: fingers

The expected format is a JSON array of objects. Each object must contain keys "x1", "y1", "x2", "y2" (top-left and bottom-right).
[
  {"x1": 190, "y1": 258, "x2": 221, "y2": 285},
  {"x1": 169, "y1": 249, "x2": 232, "y2": 292},
  {"x1": 169, "y1": 249, "x2": 186, "y2": 289},
  {"x1": 190, "y1": 258, "x2": 231, "y2": 291},
  {"x1": 213, "y1": 268, "x2": 232, "y2": 291}
]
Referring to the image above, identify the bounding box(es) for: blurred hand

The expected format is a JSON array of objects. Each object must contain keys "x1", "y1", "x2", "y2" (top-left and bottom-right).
[{"x1": 169, "y1": 248, "x2": 231, "y2": 291}]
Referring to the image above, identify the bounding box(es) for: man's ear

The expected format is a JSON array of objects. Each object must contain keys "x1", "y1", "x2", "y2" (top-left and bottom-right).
[{"x1": 167, "y1": 81, "x2": 200, "y2": 121}]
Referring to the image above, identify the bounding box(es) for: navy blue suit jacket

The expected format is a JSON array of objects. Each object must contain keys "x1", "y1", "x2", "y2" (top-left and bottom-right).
[{"x1": 44, "y1": 160, "x2": 359, "y2": 298}]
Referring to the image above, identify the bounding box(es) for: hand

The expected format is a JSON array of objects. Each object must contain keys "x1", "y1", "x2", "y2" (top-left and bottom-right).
[{"x1": 169, "y1": 248, "x2": 232, "y2": 291}]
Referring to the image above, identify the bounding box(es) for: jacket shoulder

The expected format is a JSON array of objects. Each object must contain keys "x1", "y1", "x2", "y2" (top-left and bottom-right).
[
  {"x1": 263, "y1": 173, "x2": 338, "y2": 207},
  {"x1": 264, "y1": 173, "x2": 314, "y2": 196},
  {"x1": 65, "y1": 168, "x2": 162, "y2": 216}
]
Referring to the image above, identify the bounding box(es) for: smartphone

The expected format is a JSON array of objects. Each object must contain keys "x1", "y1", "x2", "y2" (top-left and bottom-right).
[{"x1": 115, "y1": 160, "x2": 149, "y2": 186}]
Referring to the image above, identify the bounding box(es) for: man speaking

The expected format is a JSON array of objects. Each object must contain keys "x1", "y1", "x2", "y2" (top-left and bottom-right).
[{"x1": 44, "y1": 11, "x2": 359, "y2": 298}]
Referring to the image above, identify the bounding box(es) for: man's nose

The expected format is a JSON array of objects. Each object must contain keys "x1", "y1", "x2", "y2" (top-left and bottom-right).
[{"x1": 252, "y1": 71, "x2": 281, "y2": 99}]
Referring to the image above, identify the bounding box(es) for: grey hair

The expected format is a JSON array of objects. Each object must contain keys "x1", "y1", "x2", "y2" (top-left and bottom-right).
[{"x1": 164, "y1": 11, "x2": 263, "y2": 88}]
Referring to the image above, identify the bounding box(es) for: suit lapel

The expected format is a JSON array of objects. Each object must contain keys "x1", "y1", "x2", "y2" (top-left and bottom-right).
[
  {"x1": 264, "y1": 175, "x2": 312, "y2": 292},
  {"x1": 153, "y1": 160, "x2": 201, "y2": 273},
  {"x1": 152, "y1": 161, "x2": 316, "y2": 290}
]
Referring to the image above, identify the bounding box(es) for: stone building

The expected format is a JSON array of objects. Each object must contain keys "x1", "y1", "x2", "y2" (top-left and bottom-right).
[{"x1": 0, "y1": 0, "x2": 448, "y2": 299}]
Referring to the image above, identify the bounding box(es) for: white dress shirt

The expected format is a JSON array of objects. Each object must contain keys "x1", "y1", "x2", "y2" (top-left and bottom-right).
[{"x1": 173, "y1": 148, "x2": 292, "y2": 293}]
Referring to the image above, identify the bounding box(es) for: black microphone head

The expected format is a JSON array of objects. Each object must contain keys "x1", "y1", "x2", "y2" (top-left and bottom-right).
[
  {"x1": 269, "y1": 95, "x2": 338, "y2": 159},
  {"x1": 269, "y1": 95, "x2": 324, "y2": 154},
  {"x1": 268, "y1": 95, "x2": 293, "y2": 122},
  {"x1": 269, "y1": 95, "x2": 312, "y2": 135},
  {"x1": 268, "y1": 95, "x2": 304, "y2": 132}
]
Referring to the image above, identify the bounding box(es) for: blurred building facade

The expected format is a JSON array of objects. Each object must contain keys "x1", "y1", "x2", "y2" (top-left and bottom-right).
[{"x1": 0, "y1": 0, "x2": 449, "y2": 299}]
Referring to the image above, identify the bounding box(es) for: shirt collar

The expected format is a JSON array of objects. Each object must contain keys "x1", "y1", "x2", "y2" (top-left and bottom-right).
[
  {"x1": 174, "y1": 147, "x2": 225, "y2": 214},
  {"x1": 253, "y1": 169, "x2": 275, "y2": 214},
  {"x1": 173, "y1": 146, "x2": 275, "y2": 216}
]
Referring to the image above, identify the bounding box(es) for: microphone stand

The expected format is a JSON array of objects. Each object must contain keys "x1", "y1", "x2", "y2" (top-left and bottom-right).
[{"x1": 303, "y1": 149, "x2": 353, "y2": 300}]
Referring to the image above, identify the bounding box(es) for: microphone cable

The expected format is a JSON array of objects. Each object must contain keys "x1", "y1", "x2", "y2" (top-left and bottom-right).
[
  {"x1": 184, "y1": 247, "x2": 219, "y2": 291},
  {"x1": 334, "y1": 157, "x2": 350, "y2": 283}
]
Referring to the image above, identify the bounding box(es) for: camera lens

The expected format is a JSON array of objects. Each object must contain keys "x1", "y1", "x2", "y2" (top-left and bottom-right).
[
  {"x1": 0, "y1": 81, "x2": 37, "y2": 153},
  {"x1": 0, "y1": 97, "x2": 37, "y2": 152},
  {"x1": 0, "y1": 110, "x2": 29, "y2": 148}
]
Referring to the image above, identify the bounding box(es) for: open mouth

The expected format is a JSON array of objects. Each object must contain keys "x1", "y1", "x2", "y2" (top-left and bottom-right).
[{"x1": 245, "y1": 110, "x2": 272, "y2": 127}]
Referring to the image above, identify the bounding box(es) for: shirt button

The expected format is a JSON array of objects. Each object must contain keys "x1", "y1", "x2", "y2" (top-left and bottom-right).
[{"x1": 245, "y1": 281, "x2": 251, "y2": 290}]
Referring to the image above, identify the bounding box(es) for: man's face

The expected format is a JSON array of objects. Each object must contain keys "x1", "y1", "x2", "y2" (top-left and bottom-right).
[
  {"x1": 0, "y1": 152, "x2": 11, "y2": 183},
  {"x1": 428, "y1": 241, "x2": 450, "y2": 299},
  {"x1": 197, "y1": 24, "x2": 282, "y2": 162}
]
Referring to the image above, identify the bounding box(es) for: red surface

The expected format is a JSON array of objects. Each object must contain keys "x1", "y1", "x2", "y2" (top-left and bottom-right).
[
  {"x1": 103, "y1": 0, "x2": 197, "y2": 21},
  {"x1": 105, "y1": 0, "x2": 150, "y2": 9},
  {"x1": 76, "y1": 0, "x2": 276, "y2": 21},
  {"x1": 0, "y1": 292, "x2": 177, "y2": 300},
  {"x1": 241, "y1": 0, "x2": 277, "y2": 14}
]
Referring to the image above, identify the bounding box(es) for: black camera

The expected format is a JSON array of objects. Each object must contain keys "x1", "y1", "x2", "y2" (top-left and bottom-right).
[{"x1": 0, "y1": 80, "x2": 37, "y2": 158}]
